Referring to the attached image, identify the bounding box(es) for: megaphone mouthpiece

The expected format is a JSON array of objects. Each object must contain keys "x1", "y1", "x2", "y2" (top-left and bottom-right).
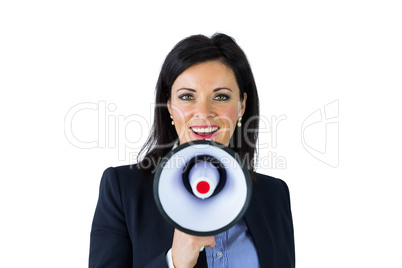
[{"x1": 183, "y1": 155, "x2": 226, "y2": 199}]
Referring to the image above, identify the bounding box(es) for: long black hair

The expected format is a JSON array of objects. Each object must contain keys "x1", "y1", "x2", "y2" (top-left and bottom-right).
[{"x1": 137, "y1": 33, "x2": 260, "y2": 179}]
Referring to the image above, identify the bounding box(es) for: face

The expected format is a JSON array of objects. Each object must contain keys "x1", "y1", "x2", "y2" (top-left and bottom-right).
[{"x1": 167, "y1": 61, "x2": 247, "y2": 146}]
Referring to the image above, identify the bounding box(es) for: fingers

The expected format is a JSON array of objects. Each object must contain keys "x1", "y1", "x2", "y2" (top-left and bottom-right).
[
  {"x1": 172, "y1": 229, "x2": 215, "y2": 267},
  {"x1": 203, "y1": 236, "x2": 215, "y2": 248}
]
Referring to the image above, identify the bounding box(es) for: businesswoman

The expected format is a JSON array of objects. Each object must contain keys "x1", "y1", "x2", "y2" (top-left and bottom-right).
[{"x1": 89, "y1": 33, "x2": 295, "y2": 268}]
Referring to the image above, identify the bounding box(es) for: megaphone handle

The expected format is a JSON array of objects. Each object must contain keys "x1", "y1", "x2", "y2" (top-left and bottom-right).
[{"x1": 200, "y1": 245, "x2": 205, "y2": 252}]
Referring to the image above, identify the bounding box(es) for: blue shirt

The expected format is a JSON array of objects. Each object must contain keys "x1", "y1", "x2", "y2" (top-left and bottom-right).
[{"x1": 205, "y1": 218, "x2": 259, "y2": 268}]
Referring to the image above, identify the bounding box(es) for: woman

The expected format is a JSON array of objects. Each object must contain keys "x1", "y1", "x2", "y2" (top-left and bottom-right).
[{"x1": 89, "y1": 33, "x2": 295, "y2": 268}]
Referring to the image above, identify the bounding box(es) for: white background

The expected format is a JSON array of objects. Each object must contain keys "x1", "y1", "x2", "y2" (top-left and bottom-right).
[{"x1": 1, "y1": 1, "x2": 401, "y2": 267}]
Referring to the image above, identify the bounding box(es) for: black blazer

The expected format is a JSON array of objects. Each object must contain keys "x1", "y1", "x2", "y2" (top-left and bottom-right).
[{"x1": 89, "y1": 165, "x2": 295, "y2": 267}]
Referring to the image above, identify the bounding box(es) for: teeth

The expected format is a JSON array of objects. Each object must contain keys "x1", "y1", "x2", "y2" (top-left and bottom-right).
[{"x1": 191, "y1": 127, "x2": 219, "y2": 134}]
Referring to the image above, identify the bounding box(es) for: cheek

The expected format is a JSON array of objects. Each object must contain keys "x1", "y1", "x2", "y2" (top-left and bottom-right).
[
  {"x1": 172, "y1": 106, "x2": 192, "y2": 126},
  {"x1": 220, "y1": 108, "x2": 239, "y2": 126}
]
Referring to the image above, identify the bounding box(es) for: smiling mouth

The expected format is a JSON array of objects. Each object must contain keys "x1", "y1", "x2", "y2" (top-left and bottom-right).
[{"x1": 190, "y1": 126, "x2": 219, "y2": 136}]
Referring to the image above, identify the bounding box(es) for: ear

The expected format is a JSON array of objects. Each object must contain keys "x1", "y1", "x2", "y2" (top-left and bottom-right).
[
  {"x1": 167, "y1": 98, "x2": 173, "y2": 115},
  {"x1": 240, "y1": 92, "x2": 247, "y2": 117}
]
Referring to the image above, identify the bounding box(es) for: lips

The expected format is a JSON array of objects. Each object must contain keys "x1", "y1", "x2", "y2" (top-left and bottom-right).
[{"x1": 190, "y1": 125, "x2": 220, "y2": 140}]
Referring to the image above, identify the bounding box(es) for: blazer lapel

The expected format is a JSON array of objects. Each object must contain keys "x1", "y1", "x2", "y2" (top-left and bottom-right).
[{"x1": 244, "y1": 191, "x2": 275, "y2": 268}]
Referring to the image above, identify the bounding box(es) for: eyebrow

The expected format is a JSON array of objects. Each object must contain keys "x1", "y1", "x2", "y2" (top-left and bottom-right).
[{"x1": 176, "y1": 87, "x2": 233, "y2": 92}]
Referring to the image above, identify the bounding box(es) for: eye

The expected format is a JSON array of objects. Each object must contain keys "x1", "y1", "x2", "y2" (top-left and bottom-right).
[
  {"x1": 214, "y1": 94, "x2": 230, "y2": 101},
  {"x1": 178, "y1": 93, "x2": 193, "y2": 100}
]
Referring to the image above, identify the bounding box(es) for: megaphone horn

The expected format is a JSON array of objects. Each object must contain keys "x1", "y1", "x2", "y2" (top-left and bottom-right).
[{"x1": 153, "y1": 140, "x2": 252, "y2": 236}]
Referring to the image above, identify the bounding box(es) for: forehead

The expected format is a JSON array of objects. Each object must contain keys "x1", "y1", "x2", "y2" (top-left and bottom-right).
[{"x1": 172, "y1": 61, "x2": 238, "y2": 90}]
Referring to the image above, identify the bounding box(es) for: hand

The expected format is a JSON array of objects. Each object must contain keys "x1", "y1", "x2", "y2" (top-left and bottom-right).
[{"x1": 171, "y1": 229, "x2": 215, "y2": 268}]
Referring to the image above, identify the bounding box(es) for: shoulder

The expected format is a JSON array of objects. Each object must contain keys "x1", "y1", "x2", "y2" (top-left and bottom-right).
[
  {"x1": 252, "y1": 172, "x2": 292, "y2": 208},
  {"x1": 254, "y1": 172, "x2": 290, "y2": 192},
  {"x1": 100, "y1": 164, "x2": 151, "y2": 184},
  {"x1": 103, "y1": 164, "x2": 145, "y2": 178},
  {"x1": 98, "y1": 164, "x2": 153, "y2": 200}
]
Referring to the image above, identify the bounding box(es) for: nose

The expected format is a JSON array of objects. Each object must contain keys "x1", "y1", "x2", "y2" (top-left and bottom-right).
[{"x1": 194, "y1": 99, "x2": 215, "y2": 119}]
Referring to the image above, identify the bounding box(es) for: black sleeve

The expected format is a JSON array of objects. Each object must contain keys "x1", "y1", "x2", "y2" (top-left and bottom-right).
[
  {"x1": 89, "y1": 167, "x2": 171, "y2": 268},
  {"x1": 280, "y1": 179, "x2": 296, "y2": 267},
  {"x1": 144, "y1": 252, "x2": 170, "y2": 268},
  {"x1": 89, "y1": 167, "x2": 133, "y2": 267}
]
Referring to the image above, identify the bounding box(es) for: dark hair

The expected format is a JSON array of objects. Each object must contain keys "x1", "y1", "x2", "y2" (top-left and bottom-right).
[{"x1": 137, "y1": 33, "x2": 260, "y2": 179}]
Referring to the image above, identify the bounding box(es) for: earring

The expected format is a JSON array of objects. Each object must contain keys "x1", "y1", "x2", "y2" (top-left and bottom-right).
[
  {"x1": 237, "y1": 117, "x2": 242, "y2": 127},
  {"x1": 170, "y1": 115, "x2": 174, "y2": 125}
]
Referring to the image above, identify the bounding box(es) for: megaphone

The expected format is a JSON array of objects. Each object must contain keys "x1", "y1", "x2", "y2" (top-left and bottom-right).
[{"x1": 153, "y1": 140, "x2": 252, "y2": 236}]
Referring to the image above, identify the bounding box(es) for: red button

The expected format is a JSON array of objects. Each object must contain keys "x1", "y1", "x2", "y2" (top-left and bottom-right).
[{"x1": 196, "y1": 181, "x2": 210, "y2": 194}]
